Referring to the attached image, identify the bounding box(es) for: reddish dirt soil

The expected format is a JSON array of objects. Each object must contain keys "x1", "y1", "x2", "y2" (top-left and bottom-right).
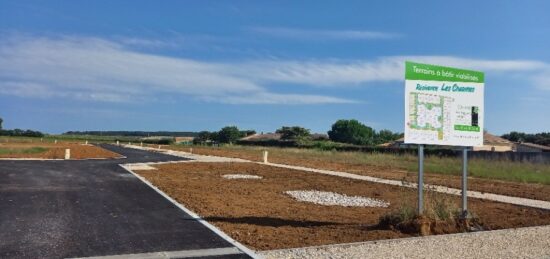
[
  {"x1": 169, "y1": 147, "x2": 550, "y2": 202},
  {"x1": 136, "y1": 162, "x2": 550, "y2": 250},
  {"x1": 0, "y1": 142, "x2": 122, "y2": 159}
]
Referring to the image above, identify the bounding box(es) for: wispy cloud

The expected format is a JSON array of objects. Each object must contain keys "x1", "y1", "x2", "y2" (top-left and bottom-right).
[
  {"x1": 232, "y1": 56, "x2": 549, "y2": 87},
  {"x1": 248, "y1": 26, "x2": 402, "y2": 40},
  {"x1": 203, "y1": 92, "x2": 358, "y2": 105},
  {"x1": 1, "y1": 34, "x2": 549, "y2": 107},
  {"x1": 0, "y1": 35, "x2": 355, "y2": 104}
]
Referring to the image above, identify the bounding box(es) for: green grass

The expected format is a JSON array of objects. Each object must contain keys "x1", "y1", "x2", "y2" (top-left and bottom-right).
[
  {"x1": 0, "y1": 147, "x2": 48, "y2": 155},
  {"x1": 0, "y1": 135, "x2": 140, "y2": 144},
  {"x1": 186, "y1": 145, "x2": 550, "y2": 185}
]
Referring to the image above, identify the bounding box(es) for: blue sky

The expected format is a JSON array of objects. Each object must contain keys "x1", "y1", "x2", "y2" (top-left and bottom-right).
[{"x1": 0, "y1": 1, "x2": 549, "y2": 134}]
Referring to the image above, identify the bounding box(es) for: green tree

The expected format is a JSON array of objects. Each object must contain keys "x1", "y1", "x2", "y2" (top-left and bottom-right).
[
  {"x1": 218, "y1": 126, "x2": 241, "y2": 144},
  {"x1": 194, "y1": 131, "x2": 214, "y2": 145},
  {"x1": 276, "y1": 126, "x2": 311, "y2": 140},
  {"x1": 328, "y1": 119, "x2": 375, "y2": 145},
  {"x1": 376, "y1": 129, "x2": 400, "y2": 144}
]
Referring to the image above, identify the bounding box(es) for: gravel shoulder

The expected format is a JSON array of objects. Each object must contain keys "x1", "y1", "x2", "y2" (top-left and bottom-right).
[{"x1": 260, "y1": 225, "x2": 550, "y2": 259}]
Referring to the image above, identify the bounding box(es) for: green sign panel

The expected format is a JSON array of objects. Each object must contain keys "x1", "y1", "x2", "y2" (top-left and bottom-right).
[{"x1": 405, "y1": 61, "x2": 484, "y2": 83}]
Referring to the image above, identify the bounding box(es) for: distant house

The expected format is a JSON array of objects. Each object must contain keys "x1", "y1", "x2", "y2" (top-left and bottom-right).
[
  {"x1": 240, "y1": 133, "x2": 281, "y2": 141},
  {"x1": 175, "y1": 137, "x2": 194, "y2": 144},
  {"x1": 515, "y1": 142, "x2": 550, "y2": 153},
  {"x1": 381, "y1": 132, "x2": 514, "y2": 152},
  {"x1": 472, "y1": 132, "x2": 514, "y2": 152},
  {"x1": 239, "y1": 132, "x2": 329, "y2": 142}
]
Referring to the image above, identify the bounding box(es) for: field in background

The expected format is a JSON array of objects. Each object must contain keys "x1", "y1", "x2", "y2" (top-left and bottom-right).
[
  {"x1": 0, "y1": 135, "x2": 140, "y2": 144},
  {"x1": 0, "y1": 137, "x2": 122, "y2": 159}
]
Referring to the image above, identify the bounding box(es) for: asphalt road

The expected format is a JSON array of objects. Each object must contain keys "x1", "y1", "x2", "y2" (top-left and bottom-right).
[{"x1": 0, "y1": 144, "x2": 251, "y2": 258}]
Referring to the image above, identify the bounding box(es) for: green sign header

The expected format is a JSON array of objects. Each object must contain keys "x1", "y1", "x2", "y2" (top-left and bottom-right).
[{"x1": 405, "y1": 61, "x2": 484, "y2": 83}]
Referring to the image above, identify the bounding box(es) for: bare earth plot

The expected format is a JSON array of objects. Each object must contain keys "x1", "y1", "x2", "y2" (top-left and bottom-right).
[
  {"x1": 173, "y1": 146, "x2": 550, "y2": 202},
  {"x1": 134, "y1": 162, "x2": 550, "y2": 251}
]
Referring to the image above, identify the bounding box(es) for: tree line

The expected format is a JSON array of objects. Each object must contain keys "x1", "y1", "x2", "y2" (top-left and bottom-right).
[
  {"x1": 0, "y1": 117, "x2": 44, "y2": 137},
  {"x1": 63, "y1": 131, "x2": 199, "y2": 137},
  {"x1": 193, "y1": 119, "x2": 402, "y2": 146},
  {"x1": 501, "y1": 131, "x2": 550, "y2": 146}
]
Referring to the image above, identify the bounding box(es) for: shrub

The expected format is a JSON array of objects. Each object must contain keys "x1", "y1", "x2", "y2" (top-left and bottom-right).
[
  {"x1": 142, "y1": 138, "x2": 174, "y2": 145},
  {"x1": 218, "y1": 126, "x2": 241, "y2": 144},
  {"x1": 328, "y1": 119, "x2": 375, "y2": 146}
]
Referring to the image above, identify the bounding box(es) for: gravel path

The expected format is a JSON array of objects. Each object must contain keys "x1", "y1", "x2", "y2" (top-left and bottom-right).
[
  {"x1": 260, "y1": 225, "x2": 550, "y2": 259},
  {"x1": 286, "y1": 190, "x2": 390, "y2": 207}
]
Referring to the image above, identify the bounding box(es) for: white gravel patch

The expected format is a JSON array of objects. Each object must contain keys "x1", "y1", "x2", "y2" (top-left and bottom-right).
[
  {"x1": 285, "y1": 190, "x2": 390, "y2": 208},
  {"x1": 222, "y1": 174, "x2": 263, "y2": 180},
  {"x1": 260, "y1": 225, "x2": 550, "y2": 259},
  {"x1": 266, "y1": 163, "x2": 550, "y2": 210}
]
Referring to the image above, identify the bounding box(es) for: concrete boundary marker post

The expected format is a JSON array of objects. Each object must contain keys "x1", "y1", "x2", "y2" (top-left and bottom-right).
[
  {"x1": 190, "y1": 148, "x2": 193, "y2": 154},
  {"x1": 140, "y1": 142, "x2": 143, "y2": 147},
  {"x1": 116, "y1": 140, "x2": 120, "y2": 146},
  {"x1": 65, "y1": 149, "x2": 71, "y2": 160},
  {"x1": 54, "y1": 140, "x2": 57, "y2": 144},
  {"x1": 263, "y1": 150, "x2": 268, "y2": 163}
]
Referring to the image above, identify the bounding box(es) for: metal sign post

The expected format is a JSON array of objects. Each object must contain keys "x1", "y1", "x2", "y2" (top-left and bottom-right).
[
  {"x1": 461, "y1": 147, "x2": 470, "y2": 218},
  {"x1": 418, "y1": 144, "x2": 424, "y2": 215}
]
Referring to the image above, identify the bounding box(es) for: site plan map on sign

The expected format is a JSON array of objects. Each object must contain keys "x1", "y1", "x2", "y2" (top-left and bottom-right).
[
  {"x1": 408, "y1": 92, "x2": 453, "y2": 142},
  {"x1": 404, "y1": 62, "x2": 484, "y2": 147}
]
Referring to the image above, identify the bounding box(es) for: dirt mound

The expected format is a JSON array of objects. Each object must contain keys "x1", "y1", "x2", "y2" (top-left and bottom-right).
[{"x1": 379, "y1": 215, "x2": 484, "y2": 236}]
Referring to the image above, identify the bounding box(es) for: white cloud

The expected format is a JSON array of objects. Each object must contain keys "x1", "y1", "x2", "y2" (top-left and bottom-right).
[
  {"x1": 248, "y1": 27, "x2": 401, "y2": 40},
  {"x1": 203, "y1": 92, "x2": 358, "y2": 105},
  {"x1": 531, "y1": 73, "x2": 550, "y2": 90},
  {"x1": 1, "y1": 34, "x2": 549, "y2": 107},
  {"x1": 231, "y1": 56, "x2": 549, "y2": 87},
  {"x1": 0, "y1": 35, "x2": 355, "y2": 104}
]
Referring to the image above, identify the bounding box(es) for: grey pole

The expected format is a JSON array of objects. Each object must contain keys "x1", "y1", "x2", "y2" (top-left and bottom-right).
[
  {"x1": 418, "y1": 144, "x2": 424, "y2": 215},
  {"x1": 462, "y1": 147, "x2": 469, "y2": 217}
]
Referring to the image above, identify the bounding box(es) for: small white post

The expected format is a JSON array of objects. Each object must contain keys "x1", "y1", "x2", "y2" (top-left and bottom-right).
[
  {"x1": 85, "y1": 140, "x2": 88, "y2": 145},
  {"x1": 54, "y1": 140, "x2": 57, "y2": 144},
  {"x1": 116, "y1": 140, "x2": 120, "y2": 146},
  {"x1": 158, "y1": 145, "x2": 161, "y2": 150},
  {"x1": 263, "y1": 150, "x2": 268, "y2": 163},
  {"x1": 64, "y1": 149, "x2": 71, "y2": 160},
  {"x1": 40, "y1": 138, "x2": 43, "y2": 142},
  {"x1": 190, "y1": 148, "x2": 193, "y2": 154},
  {"x1": 128, "y1": 142, "x2": 131, "y2": 145},
  {"x1": 140, "y1": 142, "x2": 143, "y2": 147}
]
